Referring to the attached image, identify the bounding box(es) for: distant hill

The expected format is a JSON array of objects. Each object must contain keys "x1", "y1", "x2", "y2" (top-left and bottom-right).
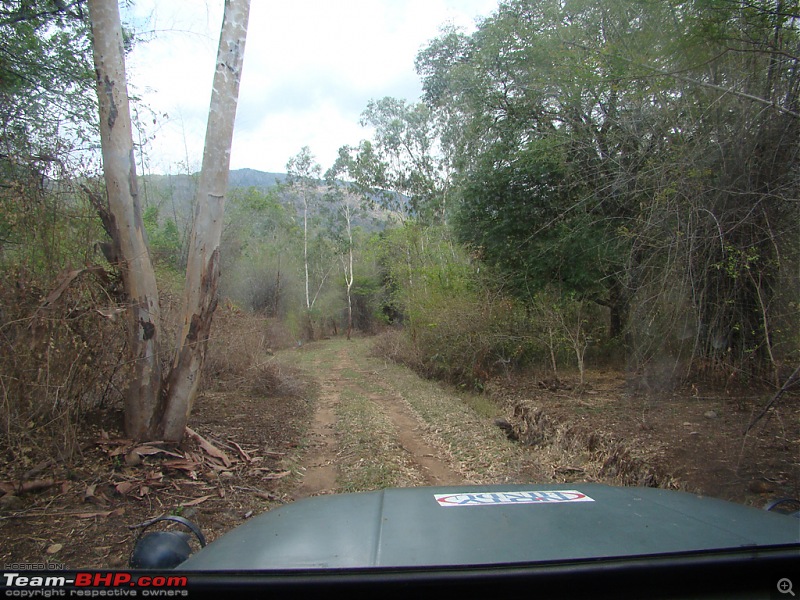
[
  {"x1": 144, "y1": 168, "x2": 286, "y2": 198},
  {"x1": 140, "y1": 168, "x2": 394, "y2": 232},
  {"x1": 141, "y1": 168, "x2": 287, "y2": 220},
  {"x1": 227, "y1": 169, "x2": 286, "y2": 189}
]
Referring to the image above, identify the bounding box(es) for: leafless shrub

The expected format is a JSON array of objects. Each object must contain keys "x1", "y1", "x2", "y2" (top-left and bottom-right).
[
  {"x1": 201, "y1": 302, "x2": 305, "y2": 395},
  {"x1": 201, "y1": 304, "x2": 268, "y2": 390},
  {"x1": 250, "y1": 361, "x2": 309, "y2": 398},
  {"x1": 0, "y1": 267, "x2": 127, "y2": 463},
  {"x1": 264, "y1": 318, "x2": 297, "y2": 351},
  {"x1": 370, "y1": 328, "x2": 423, "y2": 371}
]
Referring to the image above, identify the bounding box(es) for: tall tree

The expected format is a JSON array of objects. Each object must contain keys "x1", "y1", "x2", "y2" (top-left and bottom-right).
[
  {"x1": 345, "y1": 98, "x2": 451, "y2": 224},
  {"x1": 88, "y1": 0, "x2": 162, "y2": 440},
  {"x1": 88, "y1": 0, "x2": 251, "y2": 440},
  {"x1": 285, "y1": 146, "x2": 322, "y2": 336},
  {"x1": 326, "y1": 155, "x2": 369, "y2": 340}
]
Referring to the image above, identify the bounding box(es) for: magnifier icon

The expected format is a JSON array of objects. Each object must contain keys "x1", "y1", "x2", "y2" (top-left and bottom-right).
[{"x1": 778, "y1": 578, "x2": 795, "y2": 596}]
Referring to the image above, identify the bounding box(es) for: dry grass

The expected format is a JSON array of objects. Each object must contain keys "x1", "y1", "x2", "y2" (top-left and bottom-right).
[
  {"x1": 363, "y1": 346, "x2": 533, "y2": 484},
  {"x1": 369, "y1": 328, "x2": 421, "y2": 372},
  {"x1": 0, "y1": 267, "x2": 307, "y2": 469},
  {"x1": 334, "y1": 390, "x2": 425, "y2": 492},
  {"x1": 201, "y1": 307, "x2": 270, "y2": 388},
  {"x1": 250, "y1": 361, "x2": 309, "y2": 398}
]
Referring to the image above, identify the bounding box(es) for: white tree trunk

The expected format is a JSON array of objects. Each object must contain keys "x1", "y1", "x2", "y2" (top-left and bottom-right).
[
  {"x1": 345, "y1": 205, "x2": 354, "y2": 340},
  {"x1": 88, "y1": 0, "x2": 162, "y2": 439},
  {"x1": 90, "y1": 0, "x2": 250, "y2": 441},
  {"x1": 304, "y1": 189, "x2": 310, "y2": 309},
  {"x1": 161, "y1": 0, "x2": 251, "y2": 441}
]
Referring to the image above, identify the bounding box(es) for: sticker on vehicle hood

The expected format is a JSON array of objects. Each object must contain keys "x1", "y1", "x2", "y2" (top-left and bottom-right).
[{"x1": 434, "y1": 490, "x2": 594, "y2": 507}]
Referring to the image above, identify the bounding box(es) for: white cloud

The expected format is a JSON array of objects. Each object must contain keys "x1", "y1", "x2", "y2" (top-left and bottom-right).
[{"x1": 125, "y1": 0, "x2": 497, "y2": 174}]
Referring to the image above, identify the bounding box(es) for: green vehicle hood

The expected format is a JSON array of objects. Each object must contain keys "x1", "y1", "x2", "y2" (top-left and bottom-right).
[{"x1": 180, "y1": 483, "x2": 799, "y2": 570}]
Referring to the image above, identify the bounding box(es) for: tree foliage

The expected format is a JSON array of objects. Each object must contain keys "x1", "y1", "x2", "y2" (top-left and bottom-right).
[
  {"x1": 417, "y1": 0, "x2": 800, "y2": 380},
  {"x1": 0, "y1": 0, "x2": 99, "y2": 273},
  {"x1": 220, "y1": 186, "x2": 298, "y2": 315},
  {"x1": 0, "y1": 1, "x2": 95, "y2": 165}
]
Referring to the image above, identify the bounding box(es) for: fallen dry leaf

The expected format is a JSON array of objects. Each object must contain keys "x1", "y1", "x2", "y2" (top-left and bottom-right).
[
  {"x1": 254, "y1": 491, "x2": 279, "y2": 501},
  {"x1": 180, "y1": 495, "x2": 212, "y2": 507},
  {"x1": 163, "y1": 459, "x2": 201, "y2": 471},
  {"x1": 227, "y1": 439, "x2": 252, "y2": 462},
  {"x1": 97, "y1": 437, "x2": 133, "y2": 448},
  {"x1": 262, "y1": 470, "x2": 291, "y2": 480},
  {"x1": 84, "y1": 484, "x2": 96, "y2": 501},
  {"x1": 0, "y1": 479, "x2": 61, "y2": 496},
  {"x1": 130, "y1": 445, "x2": 184, "y2": 459},
  {"x1": 115, "y1": 481, "x2": 137, "y2": 495},
  {"x1": 146, "y1": 470, "x2": 164, "y2": 482},
  {"x1": 46, "y1": 543, "x2": 63, "y2": 554},
  {"x1": 186, "y1": 427, "x2": 233, "y2": 467},
  {"x1": 206, "y1": 462, "x2": 230, "y2": 473},
  {"x1": 84, "y1": 484, "x2": 111, "y2": 506}
]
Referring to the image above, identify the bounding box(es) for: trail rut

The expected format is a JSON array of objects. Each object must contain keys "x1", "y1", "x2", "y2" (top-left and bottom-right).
[{"x1": 292, "y1": 343, "x2": 464, "y2": 498}]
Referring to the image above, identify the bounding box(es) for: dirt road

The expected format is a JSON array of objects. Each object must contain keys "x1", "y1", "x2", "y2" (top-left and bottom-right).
[
  {"x1": 286, "y1": 338, "x2": 799, "y2": 506},
  {"x1": 293, "y1": 344, "x2": 463, "y2": 498},
  {"x1": 286, "y1": 337, "x2": 575, "y2": 498}
]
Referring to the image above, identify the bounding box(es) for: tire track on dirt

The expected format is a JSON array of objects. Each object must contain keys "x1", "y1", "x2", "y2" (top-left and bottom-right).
[
  {"x1": 331, "y1": 344, "x2": 464, "y2": 486},
  {"x1": 293, "y1": 343, "x2": 464, "y2": 497},
  {"x1": 291, "y1": 355, "x2": 339, "y2": 499},
  {"x1": 365, "y1": 388, "x2": 464, "y2": 485}
]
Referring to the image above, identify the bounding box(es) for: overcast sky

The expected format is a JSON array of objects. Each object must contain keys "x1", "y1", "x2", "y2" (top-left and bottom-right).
[{"x1": 123, "y1": 1, "x2": 497, "y2": 176}]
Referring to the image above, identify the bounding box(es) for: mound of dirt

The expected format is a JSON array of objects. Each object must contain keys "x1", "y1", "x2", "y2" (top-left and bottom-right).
[{"x1": 487, "y1": 371, "x2": 799, "y2": 506}]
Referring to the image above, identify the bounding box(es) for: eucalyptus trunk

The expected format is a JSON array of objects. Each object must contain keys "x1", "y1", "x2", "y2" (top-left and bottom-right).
[
  {"x1": 161, "y1": 0, "x2": 251, "y2": 441},
  {"x1": 88, "y1": 0, "x2": 162, "y2": 439},
  {"x1": 89, "y1": 0, "x2": 251, "y2": 441}
]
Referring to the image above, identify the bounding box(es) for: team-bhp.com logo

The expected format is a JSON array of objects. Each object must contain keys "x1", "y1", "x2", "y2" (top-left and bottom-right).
[{"x1": 3, "y1": 572, "x2": 188, "y2": 597}]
